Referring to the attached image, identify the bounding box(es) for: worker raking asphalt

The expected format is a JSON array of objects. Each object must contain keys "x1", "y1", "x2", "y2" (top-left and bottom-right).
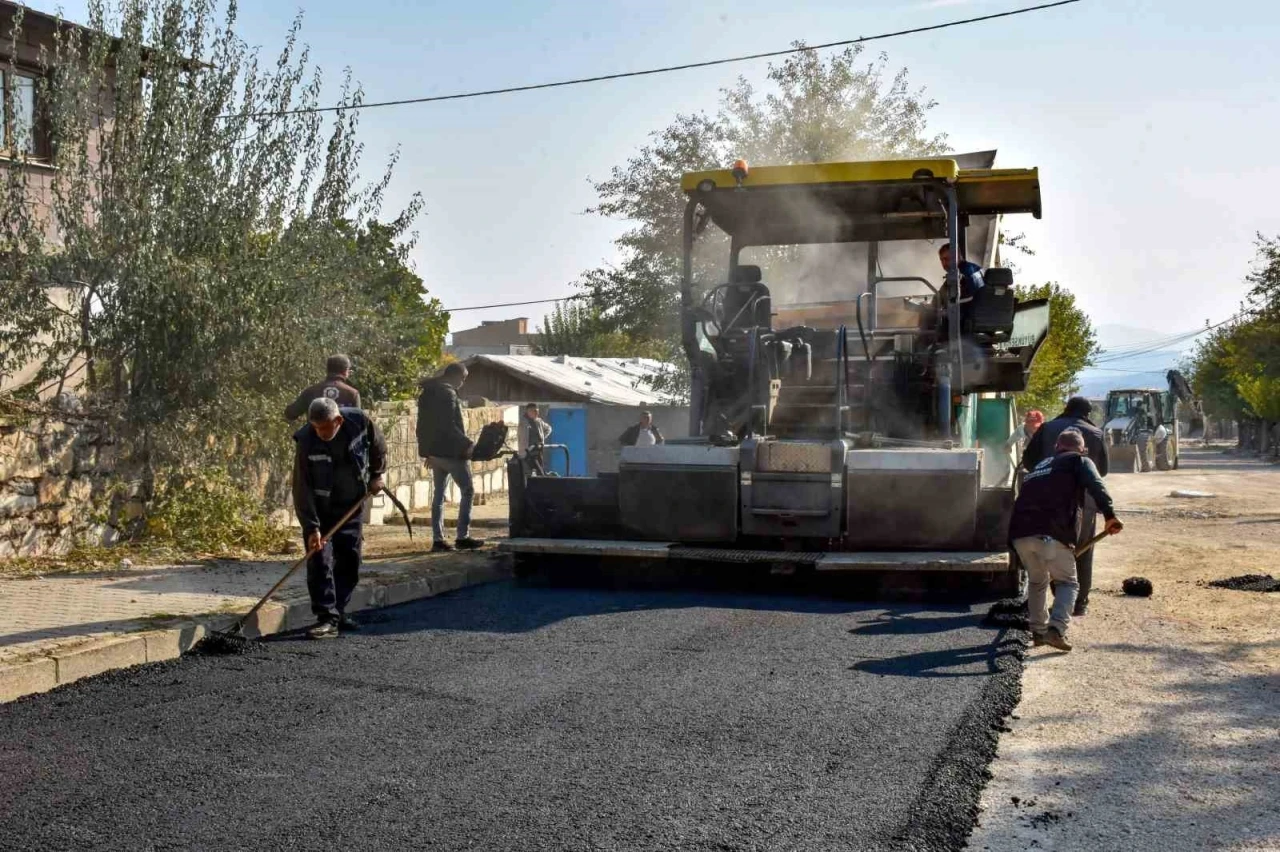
[{"x1": 0, "y1": 580, "x2": 1023, "y2": 851}]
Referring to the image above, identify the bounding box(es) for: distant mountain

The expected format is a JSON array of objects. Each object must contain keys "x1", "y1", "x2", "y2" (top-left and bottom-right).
[{"x1": 1075, "y1": 323, "x2": 1203, "y2": 398}]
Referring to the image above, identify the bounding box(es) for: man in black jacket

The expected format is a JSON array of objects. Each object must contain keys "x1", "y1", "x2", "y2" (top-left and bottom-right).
[
  {"x1": 1022, "y1": 396, "x2": 1109, "y2": 616},
  {"x1": 284, "y1": 354, "x2": 361, "y2": 420},
  {"x1": 1010, "y1": 428, "x2": 1123, "y2": 651},
  {"x1": 619, "y1": 411, "x2": 664, "y2": 447},
  {"x1": 292, "y1": 398, "x2": 386, "y2": 639},
  {"x1": 417, "y1": 362, "x2": 482, "y2": 551}
]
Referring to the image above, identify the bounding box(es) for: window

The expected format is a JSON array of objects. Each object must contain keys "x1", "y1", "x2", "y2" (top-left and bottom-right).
[{"x1": 2, "y1": 70, "x2": 49, "y2": 159}]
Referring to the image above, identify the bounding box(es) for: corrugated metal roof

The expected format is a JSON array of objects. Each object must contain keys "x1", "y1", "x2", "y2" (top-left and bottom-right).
[{"x1": 466, "y1": 355, "x2": 679, "y2": 405}]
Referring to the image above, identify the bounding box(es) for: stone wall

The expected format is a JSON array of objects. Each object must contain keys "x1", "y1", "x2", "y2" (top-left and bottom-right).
[
  {"x1": 0, "y1": 414, "x2": 123, "y2": 557},
  {"x1": 365, "y1": 401, "x2": 517, "y2": 526}
]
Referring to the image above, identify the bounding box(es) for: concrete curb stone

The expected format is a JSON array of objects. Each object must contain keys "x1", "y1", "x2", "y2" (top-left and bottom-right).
[
  {"x1": 0, "y1": 657, "x2": 57, "y2": 703},
  {"x1": 0, "y1": 555, "x2": 513, "y2": 705}
]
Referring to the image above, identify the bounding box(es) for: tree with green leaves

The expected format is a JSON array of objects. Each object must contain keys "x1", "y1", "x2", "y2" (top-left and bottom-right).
[
  {"x1": 578, "y1": 45, "x2": 948, "y2": 377},
  {"x1": 1013, "y1": 283, "x2": 1100, "y2": 414},
  {"x1": 0, "y1": 1, "x2": 443, "y2": 465}
]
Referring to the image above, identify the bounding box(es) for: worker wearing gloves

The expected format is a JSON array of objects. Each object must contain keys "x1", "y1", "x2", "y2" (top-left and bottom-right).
[
  {"x1": 1009, "y1": 428, "x2": 1122, "y2": 652},
  {"x1": 1023, "y1": 396, "x2": 1109, "y2": 616},
  {"x1": 292, "y1": 397, "x2": 386, "y2": 640},
  {"x1": 417, "y1": 362, "x2": 483, "y2": 551}
]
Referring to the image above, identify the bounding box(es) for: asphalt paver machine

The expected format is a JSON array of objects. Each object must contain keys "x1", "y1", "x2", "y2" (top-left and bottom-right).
[{"x1": 502, "y1": 154, "x2": 1050, "y2": 590}]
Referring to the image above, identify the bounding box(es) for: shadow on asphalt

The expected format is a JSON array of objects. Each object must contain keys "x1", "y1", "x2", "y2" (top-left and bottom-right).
[
  {"x1": 849, "y1": 636, "x2": 1024, "y2": 679},
  {"x1": 846, "y1": 611, "x2": 981, "y2": 636}
]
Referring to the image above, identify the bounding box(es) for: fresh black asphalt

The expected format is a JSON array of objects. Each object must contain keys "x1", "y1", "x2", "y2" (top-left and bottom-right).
[{"x1": 0, "y1": 578, "x2": 1023, "y2": 851}]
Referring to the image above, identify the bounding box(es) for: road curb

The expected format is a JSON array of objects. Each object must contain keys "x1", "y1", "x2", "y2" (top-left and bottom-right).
[{"x1": 0, "y1": 555, "x2": 512, "y2": 704}]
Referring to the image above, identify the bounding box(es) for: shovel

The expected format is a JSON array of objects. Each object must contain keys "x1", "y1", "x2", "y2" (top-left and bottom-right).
[
  {"x1": 197, "y1": 495, "x2": 372, "y2": 653},
  {"x1": 1074, "y1": 528, "x2": 1113, "y2": 558}
]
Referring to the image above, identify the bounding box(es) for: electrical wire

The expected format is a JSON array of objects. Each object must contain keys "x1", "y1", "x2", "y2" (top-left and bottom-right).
[
  {"x1": 442, "y1": 293, "x2": 587, "y2": 313},
  {"x1": 228, "y1": 1, "x2": 1081, "y2": 119}
]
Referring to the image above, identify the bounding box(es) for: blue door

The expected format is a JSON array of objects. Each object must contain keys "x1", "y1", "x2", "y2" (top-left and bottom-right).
[{"x1": 546, "y1": 407, "x2": 587, "y2": 476}]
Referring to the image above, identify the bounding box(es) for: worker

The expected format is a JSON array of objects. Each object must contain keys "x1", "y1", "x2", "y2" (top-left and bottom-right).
[
  {"x1": 991, "y1": 409, "x2": 1044, "y2": 487},
  {"x1": 1009, "y1": 427, "x2": 1123, "y2": 651},
  {"x1": 518, "y1": 402, "x2": 552, "y2": 477},
  {"x1": 292, "y1": 398, "x2": 386, "y2": 640},
  {"x1": 1154, "y1": 421, "x2": 1170, "y2": 457},
  {"x1": 619, "y1": 411, "x2": 664, "y2": 447},
  {"x1": 416, "y1": 362, "x2": 483, "y2": 552},
  {"x1": 1022, "y1": 396, "x2": 1109, "y2": 616},
  {"x1": 938, "y1": 244, "x2": 985, "y2": 298},
  {"x1": 284, "y1": 354, "x2": 361, "y2": 420}
]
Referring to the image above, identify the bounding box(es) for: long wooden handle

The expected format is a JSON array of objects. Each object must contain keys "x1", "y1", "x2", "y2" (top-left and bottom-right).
[
  {"x1": 1074, "y1": 528, "x2": 1111, "y2": 558},
  {"x1": 233, "y1": 495, "x2": 369, "y2": 633}
]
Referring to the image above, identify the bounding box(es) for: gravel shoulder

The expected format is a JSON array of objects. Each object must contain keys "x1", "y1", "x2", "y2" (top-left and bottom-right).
[{"x1": 968, "y1": 447, "x2": 1280, "y2": 852}]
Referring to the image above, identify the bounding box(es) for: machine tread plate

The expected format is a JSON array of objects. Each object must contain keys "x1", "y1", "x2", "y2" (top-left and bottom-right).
[
  {"x1": 669, "y1": 547, "x2": 824, "y2": 565},
  {"x1": 501, "y1": 539, "x2": 1008, "y2": 572}
]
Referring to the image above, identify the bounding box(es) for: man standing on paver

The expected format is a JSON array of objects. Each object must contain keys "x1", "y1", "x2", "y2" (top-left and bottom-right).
[
  {"x1": 284, "y1": 354, "x2": 361, "y2": 420},
  {"x1": 417, "y1": 362, "x2": 484, "y2": 552},
  {"x1": 1022, "y1": 396, "x2": 1109, "y2": 616},
  {"x1": 518, "y1": 402, "x2": 552, "y2": 477},
  {"x1": 292, "y1": 398, "x2": 386, "y2": 639},
  {"x1": 1009, "y1": 428, "x2": 1122, "y2": 651}
]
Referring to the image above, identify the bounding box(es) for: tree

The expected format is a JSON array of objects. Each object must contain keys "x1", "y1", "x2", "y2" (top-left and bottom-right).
[
  {"x1": 578, "y1": 46, "x2": 948, "y2": 379},
  {"x1": 0, "y1": 1, "x2": 443, "y2": 465},
  {"x1": 1013, "y1": 283, "x2": 1100, "y2": 414},
  {"x1": 534, "y1": 299, "x2": 668, "y2": 360}
]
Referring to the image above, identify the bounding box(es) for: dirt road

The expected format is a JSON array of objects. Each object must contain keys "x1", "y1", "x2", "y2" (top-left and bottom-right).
[{"x1": 970, "y1": 447, "x2": 1280, "y2": 851}]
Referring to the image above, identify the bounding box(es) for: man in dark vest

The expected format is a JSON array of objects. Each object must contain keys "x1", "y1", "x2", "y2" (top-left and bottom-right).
[
  {"x1": 1022, "y1": 396, "x2": 1109, "y2": 616},
  {"x1": 1010, "y1": 428, "x2": 1122, "y2": 651},
  {"x1": 417, "y1": 362, "x2": 483, "y2": 551},
  {"x1": 284, "y1": 354, "x2": 361, "y2": 420},
  {"x1": 292, "y1": 397, "x2": 386, "y2": 639}
]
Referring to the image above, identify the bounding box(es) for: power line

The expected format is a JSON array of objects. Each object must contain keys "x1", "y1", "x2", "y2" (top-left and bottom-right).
[
  {"x1": 442, "y1": 293, "x2": 587, "y2": 313},
  {"x1": 1093, "y1": 314, "x2": 1241, "y2": 365},
  {"x1": 232, "y1": 1, "x2": 1081, "y2": 119}
]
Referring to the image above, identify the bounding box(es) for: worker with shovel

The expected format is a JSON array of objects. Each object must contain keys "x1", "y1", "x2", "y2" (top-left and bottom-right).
[
  {"x1": 293, "y1": 397, "x2": 387, "y2": 639},
  {"x1": 1009, "y1": 428, "x2": 1122, "y2": 652}
]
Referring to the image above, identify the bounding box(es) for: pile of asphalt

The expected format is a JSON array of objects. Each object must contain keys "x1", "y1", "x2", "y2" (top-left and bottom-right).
[
  {"x1": 1207, "y1": 574, "x2": 1280, "y2": 593},
  {"x1": 982, "y1": 597, "x2": 1029, "y2": 630},
  {"x1": 1122, "y1": 576, "x2": 1154, "y2": 597},
  {"x1": 190, "y1": 631, "x2": 257, "y2": 655}
]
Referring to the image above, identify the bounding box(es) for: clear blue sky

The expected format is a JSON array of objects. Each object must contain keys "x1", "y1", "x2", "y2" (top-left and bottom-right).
[{"x1": 42, "y1": 0, "x2": 1280, "y2": 343}]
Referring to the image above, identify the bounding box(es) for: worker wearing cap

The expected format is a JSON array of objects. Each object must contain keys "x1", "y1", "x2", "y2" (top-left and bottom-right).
[
  {"x1": 1022, "y1": 396, "x2": 1109, "y2": 616},
  {"x1": 284, "y1": 354, "x2": 362, "y2": 420},
  {"x1": 292, "y1": 398, "x2": 386, "y2": 640},
  {"x1": 1009, "y1": 427, "x2": 1122, "y2": 651}
]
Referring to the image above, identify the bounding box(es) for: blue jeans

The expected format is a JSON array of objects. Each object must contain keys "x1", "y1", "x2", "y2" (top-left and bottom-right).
[{"x1": 430, "y1": 457, "x2": 473, "y2": 541}]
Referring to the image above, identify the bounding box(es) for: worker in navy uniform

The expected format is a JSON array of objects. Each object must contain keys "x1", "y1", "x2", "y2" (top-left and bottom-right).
[
  {"x1": 292, "y1": 397, "x2": 386, "y2": 639},
  {"x1": 284, "y1": 354, "x2": 361, "y2": 420},
  {"x1": 1022, "y1": 396, "x2": 1109, "y2": 616},
  {"x1": 1009, "y1": 428, "x2": 1122, "y2": 651}
]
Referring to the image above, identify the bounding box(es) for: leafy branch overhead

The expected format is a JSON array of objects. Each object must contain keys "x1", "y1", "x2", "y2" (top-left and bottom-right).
[{"x1": 0, "y1": 0, "x2": 445, "y2": 462}]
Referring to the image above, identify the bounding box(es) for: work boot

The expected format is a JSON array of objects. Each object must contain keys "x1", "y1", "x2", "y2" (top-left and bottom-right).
[
  {"x1": 1042, "y1": 627, "x2": 1073, "y2": 652},
  {"x1": 455, "y1": 537, "x2": 485, "y2": 550},
  {"x1": 337, "y1": 614, "x2": 360, "y2": 632},
  {"x1": 307, "y1": 620, "x2": 339, "y2": 640},
  {"x1": 1073, "y1": 599, "x2": 1089, "y2": 617},
  {"x1": 1031, "y1": 631, "x2": 1049, "y2": 647},
  {"x1": 432, "y1": 540, "x2": 454, "y2": 552}
]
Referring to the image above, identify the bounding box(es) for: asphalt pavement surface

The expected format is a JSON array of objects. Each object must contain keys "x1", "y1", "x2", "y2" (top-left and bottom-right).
[{"x1": 0, "y1": 578, "x2": 1022, "y2": 851}]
